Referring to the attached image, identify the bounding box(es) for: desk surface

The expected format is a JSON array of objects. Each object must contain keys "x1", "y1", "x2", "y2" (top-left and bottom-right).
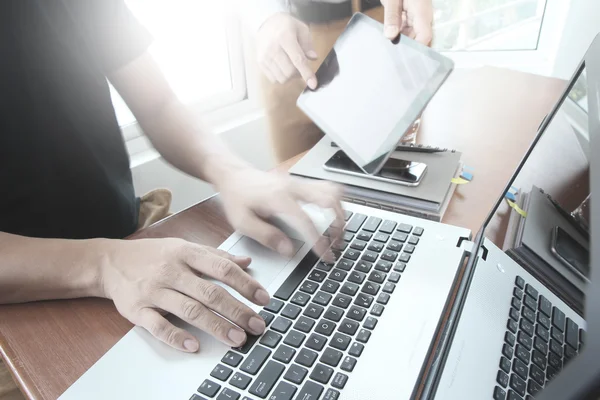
[{"x1": 0, "y1": 67, "x2": 565, "y2": 400}]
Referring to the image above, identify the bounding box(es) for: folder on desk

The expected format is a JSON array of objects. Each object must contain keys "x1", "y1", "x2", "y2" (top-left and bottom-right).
[{"x1": 289, "y1": 137, "x2": 463, "y2": 221}]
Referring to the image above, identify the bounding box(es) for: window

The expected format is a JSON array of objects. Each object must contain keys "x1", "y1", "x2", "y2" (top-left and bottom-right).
[{"x1": 112, "y1": 0, "x2": 246, "y2": 137}]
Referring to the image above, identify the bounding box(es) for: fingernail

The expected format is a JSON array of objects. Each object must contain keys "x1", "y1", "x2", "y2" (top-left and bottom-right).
[
  {"x1": 227, "y1": 329, "x2": 246, "y2": 346},
  {"x1": 307, "y1": 50, "x2": 318, "y2": 58},
  {"x1": 307, "y1": 78, "x2": 317, "y2": 89},
  {"x1": 254, "y1": 288, "x2": 270, "y2": 305},
  {"x1": 385, "y1": 25, "x2": 399, "y2": 38},
  {"x1": 249, "y1": 316, "x2": 266, "y2": 334},
  {"x1": 277, "y1": 240, "x2": 294, "y2": 257},
  {"x1": 183, "y1": 339, "x2": 199, "y2": 352}
]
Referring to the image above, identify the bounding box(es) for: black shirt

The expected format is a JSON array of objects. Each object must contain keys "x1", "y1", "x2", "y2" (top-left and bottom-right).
[{"x1": 0, "y1": 1, "x2": 152, "y2": 239}]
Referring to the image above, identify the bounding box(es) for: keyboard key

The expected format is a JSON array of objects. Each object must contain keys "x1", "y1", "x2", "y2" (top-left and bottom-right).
[
  {"x1": 393, "y1": 232, "x2": 408, "y2": 242},
  {"x1": 527, "y1": 379, "x2": 542, "y2": 396},
  {"x1": 217, "y1": 388, "x2": 240, "y2": 400},
  {"x1": 521, "y1": 306, "x2": 535, "y2": 324},
  {"x1": 367, "y1": 242, "x2": 384, "y2": 252},
  {"x1": 354, "y1": 262, "x2": 372, "y2": 274},
  {"x1": 269, "y1": 382, "x2": 297, "y2": 400},
  {"x1": 259, "y1": 330, "x2": 282, "y2": 348},
  {"x1": 494, "y1": 386, "x2": 507, "y2": 400},
  {"x1": 566, "y1": 318, "x2": 579, "y2": 350},
  {"x1": 393, "y1": 262, "x2": 406, "y2": 272},
  {"x1": 386, "y1": 241, "x2": 403, "y2": 252},
  {"x1": 532, "y1": 349, "x2": 547, "y2": 369},
  {"x1": 413, "y1": 227, "x2": 424, "y2": 236},
  {"x1": 399, "y1": 253, "x2": 411, "y2": 263},
  {"x1": 551, "y1": 327, "x2": 564, "y2": 343},
  {"x1": 507, "y1": 319, "x2": 518, "y2": 334},
  {"x1": 331, "y1": 332, "x2": 351, "y2": 351},
  {"x1": 357, "y1": 231, "x2": 372, "y2": 241},
  {"x1": 380, "y1": 220, "x2": 397, "y2": 234},
  {"x1": 348, "y1": 270, "x2": 367, "y2": 284},
  {"x1": 321, "y1": 280, "x2": 339, "y2": 294},
  {"x1": 363, "y1": 216, "x2": 382, "y2": 232},
  {"x1": 308, "y1": 269, "x2": 327, "y2": 283},
  {"x1": 505, "y1": 332, "x2": 516, "y2": 348},
  {"x1": 337, "y1": 259, "x2": 354, "y2": 271},
  {"x1": 502, "y1": 344, "x2": 514, "y2": 359},
  {"x1": 296, "y1": 381, "x2": 324, "y2": 400},
  {"x1": 315, "y1": 319, "x2": 337, "y2": 336},
  {"x1": 273, "y1": 252, "x2": 320, "y2": 301},
  {"x1": 343, "y1": 210, "x2": 353, "y2": 221},
  {"x1": 375, "y1": 260, "x2": 393, "y2": 272},
  {"x1": 281, "y1": 304, "x2": 302, "y2": 320},
  {"x1": 397, "y1": 223, "x2": 412, "y2": 233},
  {"x1": 388, "y1": 272, "x2": 401, "y2": 283},
  {"x1": 341, "y1": 356, "x2": 357, "y2": 372},
  {"x1": 549, "y1": 338, "x2": 563, "y2": 356},
  {"x1": 374, "y1": 232, "x2": 389, "y2": 243},
  {"x1": 273, "y1": 344, "x2": 296, "y2": 364},
  {"x1": 539, "y1": 295, "x2": 552, "y2": 317},
  {"x1": 294, "y1": 316, "x2": 315, "y2": 333},
  {"x1": 324, "y1": 389, "x2": 341, "y2": 400},
  {"x1": 361, "y1": 281, "x2": 380, "y2": 296},
  {"x1": 291, "y1": 292, "x2": 311, "y2": 307},
  {"x1": 356, "y1": 329, "x2": 371, "y2": 343},
  {"x1": 381, "y1": 250, "x2": 398, "y2": 262},
  {"x1": 349, "y1": 342, "x2": 364, "y2": 357},
  {"x1": 515, "y1": 344, "x2": 530, "y2": 364},
  {"x1": 511, "y1": 298, "x2": 522, "y2": 310},
  {"x1": 345, "y1": 214, "x2": 367, "y2": 233},
  {"x1": 341, "y1": 282, "x2": 360, "y2": 296},
  {"x1": 300, "y1": 280, "x2": 319, "y2": 295},
  {"x1": 518, "y1": 332, "x2": 532, "y2": 350},
  {"x1": 523, "y1": 295, "x2": 537, "y2": 311},
  {"x1": 343, "y1": 231, "x2": 354, "y2": 242},
  {"x1": 339, "y1": 318, "x2": 360, "y2": 335},
  {"x1": 198, "y1": 379, "x2": 221, "y2": 398},
  {"x1": 355, "y1": 293, "x2": 374, "y2": 308},
  {"x1": 520, "y1": 319, "x2": 534, "y2": 337},
  {"x1": 259, "y1": 310, "x2": 275, "y2": 327},
  {"x1": 513, "y1": 287, "x2": 523, "y2": 300},
  {"x1": 190, "y1": 395, "x2": 208, "y2": 400},
  {"x1": 362, "y1": 251, "x2": 378, "y2": 263},
  {"x1": 547, "y1": 365, "x2": 559, "y2": 381},
  {"x1": 350, "y1": 240, "x2": 367, "y2": 251},
  {"x1": 509, "y1": 308, "x2": 519, "y2": 322},
  {"x1": 284, "y1": 364, "x2": 307, "y2": 385},
  {"x1": 332, "y1": 294, "x2": 352, "y2": 309},
  {"x1": 248, "y1": 360, "x2": 285, "y2": 398},
  {"x1": 316, "y1": 262, "x2": 334, "y2": 272},
  {"x1": 512, "y1": 358, "x2": 528, "y2": 381},
  {"x1": 329, "y1": 269, "x2": 347, "y2": 283},
  {"x1": 210, "y1": 364, "x2": 233, "y2": 381},
  {"x1": 310, "y1": 363, "x2": 334, "y2": 384},
  {"x1": 383, "y1": 282, "x2": 396, "y2": 293},
  {"x1": 500, "y1": 356, "x2": 511, "y2": 374},
  {"x1": 240, "y1": 346, "x2": 271, "y2": 375},
  {"x1": 403, "y1": 245, "x2": 415, "y2": 254},
  {"x1": 222, "y1": 351, "x2": 243, "y2": 368},
  {"x1": 507, "y1": 390, "x2": 521, "y2": 400},
  {"x1": 324, "y1": 306, "x2": 345, "y2": 322},
  {"x1": 304, "y1": 303, "x2": 325, "y2": 319},
  {"x1": 283, "y1": 330, "x2": 306, "y2": 348},
  {"x1": 377, "y1": 293, "x2": 391, "y2": 305},
  {"x1": 363, "y1": 316, "x2": 378, "y2": 330},
  {"x1": 564, "y1": 343, "x2": 577, "y2": 362},
  {"x1": 408, "y1": 236, "x2": 419, "y2": 245},
  {"x1": 368, "y1": 270, "x2": 386, "y2": 284},
  {"x1": 536, "y1": 324, "x2": 549, "y2": 342},
  {"x1": 548, "y1": 352, "x2": 562, "y2": 370},
  {"x1": 530, "y1": 364, "x2": 545, "y2": 386},
  {"x1": 552, "y1": 307, "x2": 566, "y2": 332},
  {"x1": 313, "y1": 292, "x2": 332, "y2": 306},
  {"x1": 331, "y1": 372, "x2": 348, "y2": 389},
  {"x1": 534, "y1": 337, "x2": 548, "y2": 355},
  {"x1": 515, "y1": 276, "x2": 525, "y2": 289},
  {"x1": 510, "y1": 374, "x2": 526, "y2": 397},
  {"x1": 230, "y1": 372, "x2": 252, "y2": 390},
  {"x1": 497, "y1": 370, "x2": 509, "y2": 388},
  {"x1": 306, "y1": 333, "x2": 328, "y2": 351},
  {"x1": 537, "y1": 311, "x2": 551, "y2": 330},
  {"x1": 525, "y1": 284, "x2": 538, "y2": 299},
  {"x1": 347, "y1": 306, "x2": 367, "y2": 322},
  {"x1": 265, "y1": 299, "x2": 284, "y2": 313},
  {"x1": 233, "y1": 335, "x2": 260, "y2": 354},
  {"x1": 296, "y1": 348, "x2": 318, "y2": 367},
  {"x1": 343, "y1": 249, "x2": 360, "y2": 261},
  {"x1": 320, "y1": 347, "x2": 343, "y2": 367},
  {"x1": 331, "y1": 240, "x2": 348, "y2": 252}
]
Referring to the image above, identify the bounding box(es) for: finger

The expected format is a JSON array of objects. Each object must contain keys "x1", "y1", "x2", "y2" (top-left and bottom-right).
[
  {"x1": 383, "y1": 0, "x2": 403, "y2": 39},
  {"x1": 183, "y1": 246, "x2": 270, "y2": 306},
  {"x1": 411, "y1": 14, "x2": 433, "y2": 46},
  {"x1": 274, "y1": 51, "x2": 297, "y2": 81},
  {"x1": 134, "y1": 308, "x2": 200, "y2": 352},
  {"x1": 269, "y1": 57, "x2": 288, "y2": 84},
  {"x1": 281, "y1": 33, "x2": 317, "y2": 89},
  {"x1": 294, "y1": 182, "x2": 346, "y2": 241},
  {"x1": 297, "y1": 24, "x2": 318, "y2": 59},
  {"x1": 237, "y1": 212, "x2": 296, "y2": 257},
  {"x1": 260, "y1": 63, "x2": 276, "y2": 83},
  {"x1": 203, "y1": 247, "x2": 252, "y2": 270},
  {"x1": 153, "y1": 289, "x2": 249, "y2": 347}
]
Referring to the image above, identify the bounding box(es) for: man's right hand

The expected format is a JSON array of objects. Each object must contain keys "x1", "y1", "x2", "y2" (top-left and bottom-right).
[
  {"x1": 256, "y1": 13, "x2": 318, "y2": 89},
  {"x1": 99, "y1": 238, "x2": 271, "y2": 352}
]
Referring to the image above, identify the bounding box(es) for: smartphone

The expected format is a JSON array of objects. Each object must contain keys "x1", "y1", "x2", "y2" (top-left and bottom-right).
[
  {"x1": 550, "y1": 226, "x2": 590, "y2": 281},
  {"x1": 323, "y1": 150, "x2": 427, "y2": 186}
]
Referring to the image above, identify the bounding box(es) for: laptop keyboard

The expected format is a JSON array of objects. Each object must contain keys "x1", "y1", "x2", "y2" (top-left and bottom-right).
[
  {"x1": 493, "y1": 276, "x2": 585, "y2": 400},
  {"x1": 190, "y1": 211, "x2": 424, "y2": 400}
]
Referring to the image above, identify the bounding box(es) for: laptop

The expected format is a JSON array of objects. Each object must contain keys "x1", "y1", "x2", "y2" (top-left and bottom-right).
[{"x1": 57, "y1": 33, "x2": 600, "y2": 400}]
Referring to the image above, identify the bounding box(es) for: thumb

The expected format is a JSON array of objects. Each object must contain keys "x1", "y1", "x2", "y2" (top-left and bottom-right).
[
  {"x1": 297, "y1": 24, "x2": 317, "y2": 60},
  {"x1": 383, "y1": 0, "x2": 404, "y2": 39}
]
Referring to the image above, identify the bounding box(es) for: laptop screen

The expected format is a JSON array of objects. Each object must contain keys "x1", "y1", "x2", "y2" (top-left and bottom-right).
[{"x1": 481, "y1": 63, "x2": 591, "y2": 313}]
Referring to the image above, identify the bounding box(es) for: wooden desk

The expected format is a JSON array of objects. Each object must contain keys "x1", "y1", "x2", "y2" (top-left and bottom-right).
[{"x1": 0, "y1": 67, "x2": 565, "y2": 400}]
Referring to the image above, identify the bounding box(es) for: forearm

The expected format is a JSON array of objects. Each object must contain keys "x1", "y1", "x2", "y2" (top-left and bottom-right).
[{"x1": 0, "y1": 232, "x2": 105, "y2": 304}]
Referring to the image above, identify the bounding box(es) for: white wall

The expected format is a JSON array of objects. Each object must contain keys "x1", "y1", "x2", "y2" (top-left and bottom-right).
[{"x1": 552, "y1": 0, "x2": 600, "y2": 79}]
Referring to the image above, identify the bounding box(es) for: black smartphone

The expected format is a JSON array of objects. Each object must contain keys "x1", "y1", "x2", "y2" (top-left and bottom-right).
[
  {"x1": 323, "y1": 150, "x2": 427, "y2": 186},
  {"x1": 550, "y1": 226, "x2": 590, "y2": 281}
]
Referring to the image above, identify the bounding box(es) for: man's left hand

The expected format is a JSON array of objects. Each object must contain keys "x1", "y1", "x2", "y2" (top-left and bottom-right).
[
  {"x1": 217, "y1": 168, "x2": 345, "y2": 258},
  {"x1": 381, "y1": 0, "x2": 434, "y2": 45}
]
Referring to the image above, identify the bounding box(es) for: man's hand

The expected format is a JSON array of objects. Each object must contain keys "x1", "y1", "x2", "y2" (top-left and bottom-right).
[
  {"x1": 100, "y1": 238, "x2": 271, "y2": 352},
  {"x1": 217, "y1": 168, "x2": 345, "y2": 258},
  {"x1": 256, "y1": 13, "x2": 318, "y2": 89},
  {"x1": 381, "y1": 0, "x2": 434, "y2": 45}
]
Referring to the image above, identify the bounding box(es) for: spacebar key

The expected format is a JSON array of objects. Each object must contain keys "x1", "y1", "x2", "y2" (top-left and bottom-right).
[
  {"x1": 273, "y1": 251, "x2": 320, "y2": 301},
  {"x1": 248, "y1": 360, "x2": 285, "y2": 398}
]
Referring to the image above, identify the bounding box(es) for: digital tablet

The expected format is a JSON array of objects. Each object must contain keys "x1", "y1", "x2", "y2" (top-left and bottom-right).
[{"x1": 296, "y1": 13, "x2": 454, "y2": 175}]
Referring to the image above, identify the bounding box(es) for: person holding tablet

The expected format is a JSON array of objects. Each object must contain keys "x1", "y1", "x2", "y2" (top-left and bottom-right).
[{"x1": 241, "y1": 0, "x2": 434, "y2": 162}]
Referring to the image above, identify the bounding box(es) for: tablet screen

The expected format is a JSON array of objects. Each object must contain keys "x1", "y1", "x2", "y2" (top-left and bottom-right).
[{"x1": 297, "y1": 13, "x2": 454, "y2": 174}]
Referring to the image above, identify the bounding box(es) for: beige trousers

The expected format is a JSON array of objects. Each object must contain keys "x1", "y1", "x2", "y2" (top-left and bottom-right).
[{"x1": 259, "y1": 6, "x2": 385, "y2": 163}]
